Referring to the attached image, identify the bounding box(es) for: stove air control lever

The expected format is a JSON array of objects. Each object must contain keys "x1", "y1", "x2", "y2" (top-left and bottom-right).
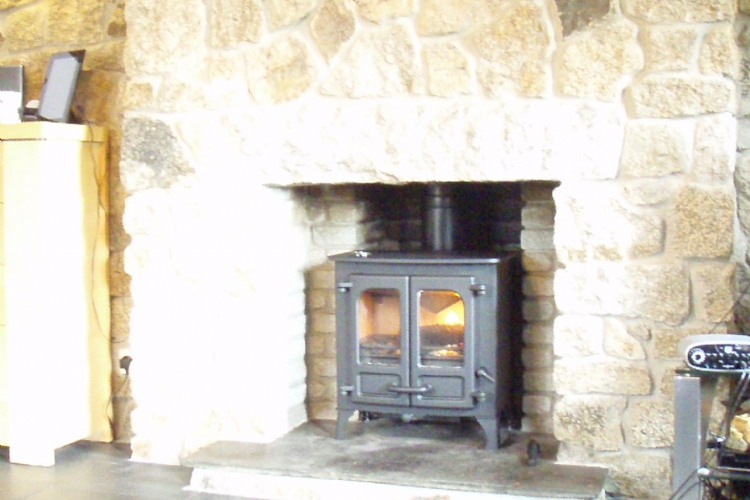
[{"x1": 476, "y1": 367, "x2": 496, "y2": 383}]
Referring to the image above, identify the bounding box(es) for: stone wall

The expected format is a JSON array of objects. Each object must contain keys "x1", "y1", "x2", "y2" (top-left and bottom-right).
[
  {"x1": 118, "y1": 0, "x2": 742, "y2": 498},
  {"x1": 0, "y1": 0, "x2": 132, "y2": 439}
]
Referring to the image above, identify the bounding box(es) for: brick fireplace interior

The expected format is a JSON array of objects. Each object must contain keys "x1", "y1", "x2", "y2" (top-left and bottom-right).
[{"x1": 301, "y1": 181, "x2": 558, "y2": 437}]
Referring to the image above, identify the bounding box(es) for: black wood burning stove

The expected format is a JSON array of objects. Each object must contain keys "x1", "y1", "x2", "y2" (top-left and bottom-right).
[{"x1": 329, "y1": 184, "x2": 521, "y2": 449}]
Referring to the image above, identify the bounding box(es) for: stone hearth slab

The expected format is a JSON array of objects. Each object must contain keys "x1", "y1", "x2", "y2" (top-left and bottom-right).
[{"x1": 183, "y1": 419, "x2": 607, "y2": 500}]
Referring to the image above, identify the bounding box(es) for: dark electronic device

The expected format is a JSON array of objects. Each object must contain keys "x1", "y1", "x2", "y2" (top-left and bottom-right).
[{"x1": 36, "y1": 50, "x2": 85, "y2": 123}]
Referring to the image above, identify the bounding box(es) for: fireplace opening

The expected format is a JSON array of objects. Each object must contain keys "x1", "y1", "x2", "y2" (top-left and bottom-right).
[{"x1": 302, "y1": 181, "x2": 558, "y2": 443}]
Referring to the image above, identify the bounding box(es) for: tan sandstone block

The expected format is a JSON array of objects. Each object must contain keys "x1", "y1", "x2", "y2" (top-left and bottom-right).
[
  {"x1": 521, "y1": 251, "x2": 556, "y2": 273},
  {"x1": 83, "y1": 40, "x2": 126, "y2": 72},
  {"x1": 692, "y1": 114, "x2": 736, "y2": 183},
  {"x1": 246, "y1": 35, "x2": 316, "y2": 103},
  {"x1": 265, "y1": 0, "x2": 316, "y2": 30},
  {"x1": 0, "y1": 0, "x2": 33, "y2": 9},
  {"x1": 692, "y1": 262, "x2": 735, "y2": 323},
  {"x1": 603, "y1": 318, "x2": 646, "y2": 360},
  {"x1": 48, "y1": 0, "x2": 106, "y2": 44},
  {"x1": 557, "y1": 18, "x2": 643, "y2": 102},
  {"x1": 743, "y1": 0, "x2": 750, "y2": 13},
  {"x1": 623, "y1": 0, "x2": 735, "y2": 23},
  {"x1": 652, "y1": 326, "x2": 728, "y2": 359},
  {"x1": 353, "y1": 0, "x2": 414, "y2": 22},
  {"x1": 523, "y1": 395, "x2": 552, "y2": 415},
  {"x1": 111, "y1": 296, "x2": 133, "y2": 345},
  {"x1": 522, "y1": 203, "x2": 555, "y2": 229},
  {"x1": 555, "y1": 263, "x2": 689, "y2": 325},
  {"x1": 624, "y1": 399, "x2": 674, "y2": 448},
  {"x1": 620, "y1": 120, "x2": 688, "y2": 178},
  {"x1": 321, "y1": 23, "x2": 421, "y2": 97},
  {"x1": 627, "y1": 75, "x2": 736, "y2": 118},
  {"x1": 554, "y1": 395, "x2": 627, "y2": 451},
  {"x1": 523, "y1": 275, "x2": 554, "y2": 298},
  {"x1": 109, "y1": 251, "x2": 132, "y2": 297},
  {"x1": 554, "y1": 358, "x2": 651, "y2": 395},
  {"x1": 474, "y1": 0, "x2": 550, "y2": 98},
  {"x1": 700, "y1": 24, "x2": 740, "y2": 78},
  {"x1": 598, "y1": 453, "x2": 672, "y2": 499},
  {"x1": 669, "y1": 185, "x2": 733, "y2": 258},
  {"x1": 553, "y1": 315, "x2": 604, "y2": 357},
  {"x1": 640, "y1": 27, "x2": 699, "y2": 73},
  {"x1": 417, "y1": 0, "x2": 499, "y2": 36},
  {"x1": 210, "y1": 0, "x2": 262, "y2": 48},
  {"x1": 422, "y1": 42, "x2": 472, "y2": 97},
  {"x1": 621, "y1": 179, "x2": 678, "y2": 206},
  {"x1": 523, "y1": 323, "x2": 554, "y2": 346},
  {"x1": 554, "y1": 183, "x2": 663, "y2": 262},
  {"x1": 522, "y1": 346, "x2": 554, "y2": 369},
  {"x1": 554, "y1": 0, "x2": 612, "y2": 37},
  {"x1": 310, "y1": 0, "x2": 355, "y2": 61},
  {"x1": 6, "y1": 4, "x2": 44, "y2": 51},
  {"x1": 108, "y1": 0, "x2": 126, "y2": 37},
  {"x1": 523, "y1": 369, "x2": 555, "y2": 392},
  {"x1": 122, "y1": 80, "x2": 155, "y2": 111}
]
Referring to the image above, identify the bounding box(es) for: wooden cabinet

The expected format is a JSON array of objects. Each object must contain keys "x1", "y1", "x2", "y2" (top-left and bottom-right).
[{"x1": 0, "y1": 122, "x2": 111, "y2": 466}]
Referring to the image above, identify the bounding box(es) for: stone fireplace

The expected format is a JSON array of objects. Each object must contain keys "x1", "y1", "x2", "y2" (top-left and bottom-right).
[{"x1": 120, "y1": 0, "x2": 746, "y2": 497}]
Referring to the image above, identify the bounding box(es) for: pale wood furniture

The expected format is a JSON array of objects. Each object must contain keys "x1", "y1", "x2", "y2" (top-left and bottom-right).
[{"x1": 0, "y1": 122, "x2": 111, "y2": 466}]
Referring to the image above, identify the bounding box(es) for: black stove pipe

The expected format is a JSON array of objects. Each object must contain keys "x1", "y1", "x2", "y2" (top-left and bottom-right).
[{"x1": 423, "y1": 183, "x2": 455, "y2": 253}]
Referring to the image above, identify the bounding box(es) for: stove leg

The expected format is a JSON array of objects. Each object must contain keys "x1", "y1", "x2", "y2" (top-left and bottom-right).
[
  {"x1": 336, "y1": 410, "x2": 353, "y2": 439},
  {"x1": 477, "y1": 418, "x2": 498, "y2": 450}
]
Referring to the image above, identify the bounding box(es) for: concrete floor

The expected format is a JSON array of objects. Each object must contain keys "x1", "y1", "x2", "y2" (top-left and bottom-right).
[{"x1": 0, "y1": 442, "x2": 246, "y2": 500}]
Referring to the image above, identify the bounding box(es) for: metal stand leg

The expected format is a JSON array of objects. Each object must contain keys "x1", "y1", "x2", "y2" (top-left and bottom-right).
[
  {"x1": 673, "y1": 371, "x2": 717, "y2": 500},
  {"x1": 336, "y1": 410, "x2": 353, "y2": 440},
  {"x1": 476, "y1": 418, "x2": 498, "y2": 450}
]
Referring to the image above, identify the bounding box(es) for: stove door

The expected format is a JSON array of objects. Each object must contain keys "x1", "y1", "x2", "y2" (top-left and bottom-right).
[
  {"x1": 410, "y1": 276, "x2": 476, "y2": 409},
  {"x1": 349, "y1": 275, "x2": 410, "y2": 407}
]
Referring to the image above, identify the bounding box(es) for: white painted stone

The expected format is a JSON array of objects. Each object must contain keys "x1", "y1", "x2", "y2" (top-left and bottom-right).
[{"x1": 554, "y1": 315, "x2": 604, "y2": 357}]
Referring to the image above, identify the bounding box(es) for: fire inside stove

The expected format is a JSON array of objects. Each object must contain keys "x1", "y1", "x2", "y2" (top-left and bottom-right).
[{"x1": 358, "y1": 289, "x2": 465, "y2": 366}]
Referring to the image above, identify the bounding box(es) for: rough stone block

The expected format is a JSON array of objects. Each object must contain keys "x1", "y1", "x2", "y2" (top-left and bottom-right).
[
  {"x1": 624, "y1": 399, "x2": 674, "y2": 448},
  {"x1": 555, "y1": 262, "x2": 689, "y2": 325},
  {"x1": 521, "y1": 414, "x2": 555, "y2": 435},
  {"x1": 523, "y1": 275, "x2": 554, "y2": 298},
  {"x1": 6, "y1": 4, "x2": 44, "y2": 51},
  {"x1": 620, "y1": 179, "x2": 677, "y2": 206},
  {"x1": 554, "y1": 358, "x2": 651, "y2": 395},
  {"x1": 416, "y1": 0, "x2": 492, "y2": 36},
  {"x1": 209, "y1": 0, "x2": 262, "y2": 48},
  {"x1": 126, "y1": 0, "x2": 206, "y2": 75},
  {"x1": 109, "y1": 251, "x2": 132, "y2": 297},
  {"x1": 692, "y1": 113, "x2": 736, "y2": 183},
  {"x1": 554, "y1": 183, "x2": 663, "y2": 262},
  {"x1": 308, "y1": 357, "x2": 336, "y2": 378},
  {"x1": 523, "y1": 369, "x2": 555, "y2": 392},
  {"x1": 307, "y1": 266, "x2": 334, "y2": 290},
  {"x1": 521, "y1": 229, "x2": 554, "y2": 251},
  {"x1": 554, "y1": 315, "x2": 604, "y2": 357},
  {"x1": 108, "y1": 0, "x2": 126, "y2": 36},
  {"x1": 603, "y1": 318, "x2": 646, "y2": 360},
  {"x1": 692, "y1": 262, "x2": 735, "y2": 323},
  {"x1": 522, "y1": 298, "x2": 556, "y2": 322},
  {"x1": 474, "y1": 0, "x2": 550, "y2": 98},
  {"x1": 310, "y1": 0, "x2": 355, "y2": 61},
  {"x1": 700, "y1": 23, "x2": 740, "y2": 78},
  {"x1": 554, "y1": 0, "x2": 611, "y2": 37},
  {"x1": 422, "y1": 42, "x2": 472, "y2": 97},
  {"x1": 523, "y1": 323, "x2": 554, "y2": 345},
  {"x1": 668, "y1": 185, "x2": 733, "y2": 258},
  {"x1": 0, "y1": 0, "x2": 34, "y2": 9},
  {"x1": 310, "y1": 312, "x2": 336, "y2": 335},
  {"x1": 619, "y1": 120, "x2": 689, "y2": 178},
  {"x1": 47, "y1": 0, "x2": 107, "y2": 44},
  {"x1": 522, "y1": 395, "x2": 552, "y2": 415},
  {"x1": 627, "y1": 75, "x2": 736, "y2": 118},
  {"x1": 623, "y1": 0, "x2": 735, "y2": 22},
  {"x1": 598, "y1": 452, "x2": 672, "y2": 499},
  {"x1": 353, "y1": 0, "x2": 414, "y2": 22},
  {"x1": 739, "y1": 118, "x2": 750, "y2": 150},
  {"x1": 265, "y1": 0, "x2": 316, "y2": 30},
  {"x1": 554, "y1": 395, "x2": 627, "y2": 451},
  {"x1": 521, "y1": 203, "x2": 555, "y2": 229},
  {"x1": 321, "y1": 23, "x2": 422, "y2": 98},
  {"x1": 326, "y1": 202, "x2": 368, "y2": 224},
  {"x1": 522, "y1": 346, "x2": 554, "y2": 369},
  {"x1": 521, "y1": 251, "x2": 556, "y2": 273},
  {"x1": 122, "y1": 80, "x2": 155, "y2": 111},
  {"x1": 557, "y1": 18, "x2": 643, "y2": 102},
  {"x1": 640, "y1": 26, "x2": 699, "y2": 73},
  {"x1": 521, "y1": 182, "x2": 557, "y2": 202},
  {"x1": 652, "y1": 325, "x2": 727, "y2": 359},
  {"x1": 246, "y1": 35, "x2": 316, "y2": 103}
]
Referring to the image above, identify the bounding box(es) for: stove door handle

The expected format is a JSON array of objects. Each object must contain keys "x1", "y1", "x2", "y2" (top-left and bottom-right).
[
  {"x1": 386, "y1": 384, "x2": 434, "y2": 394},
  {"x1": 476, "y1": 367, "x2": 496, "y2": 384}
]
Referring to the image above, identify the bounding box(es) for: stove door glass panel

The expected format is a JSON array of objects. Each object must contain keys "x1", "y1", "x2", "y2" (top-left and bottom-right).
[
  {"x1": 358, "y1": 288, "x2": 401, "y2": 366},
  {"x1": 418, "y1": 290, "x2": 464, "y2": 367}
]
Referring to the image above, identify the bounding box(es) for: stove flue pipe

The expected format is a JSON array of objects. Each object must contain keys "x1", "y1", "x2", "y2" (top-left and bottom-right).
[{"x1": 423, "y1": 183, "x2": 455, "y2": 253}]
